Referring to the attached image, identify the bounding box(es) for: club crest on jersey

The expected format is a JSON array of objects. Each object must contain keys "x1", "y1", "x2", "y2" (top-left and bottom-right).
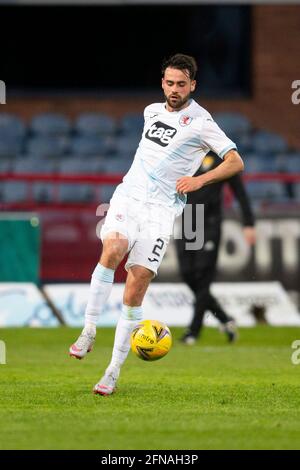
[
  {"x1": 179, "y1": 115, "x2": 192, "y2": 127},
  {"x1": 115, "y1": 213, "x2": 125, "y2": 222},
  {"x1": 145, "y1": 121, "x2": 177, "y2": 147}
]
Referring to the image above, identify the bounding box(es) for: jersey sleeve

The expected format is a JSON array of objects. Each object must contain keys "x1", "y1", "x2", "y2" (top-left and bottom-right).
[
  {"x1": 200, "y1": 115, "x2": 237, "y2": 159},
  {"x1": 143, "y1": 105, "x2": 154, "y2": 124}
]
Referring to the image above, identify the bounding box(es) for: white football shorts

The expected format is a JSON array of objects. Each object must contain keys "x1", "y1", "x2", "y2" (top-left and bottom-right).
[{"x1": 100, "y1": 194, "x2": 176, "y2": 275}]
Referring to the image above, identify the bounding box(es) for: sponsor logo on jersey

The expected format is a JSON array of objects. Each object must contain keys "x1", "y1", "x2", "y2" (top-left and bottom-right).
[
  {"x1": 145, "y1": 121, "x2": 177, "y2": 147},
  {"x1": 179, "y1": 115, "x2": 193, "y2": 127}
]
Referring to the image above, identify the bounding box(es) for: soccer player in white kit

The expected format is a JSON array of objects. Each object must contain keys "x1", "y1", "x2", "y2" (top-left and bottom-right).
[{"x1": 69, "y1": 54, "x2": 244, "y2": 395}]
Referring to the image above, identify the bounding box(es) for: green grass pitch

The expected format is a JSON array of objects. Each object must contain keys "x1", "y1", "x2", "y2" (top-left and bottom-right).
[{"x1": 0, "y1": 326, "x2": 300, "y2": 450}]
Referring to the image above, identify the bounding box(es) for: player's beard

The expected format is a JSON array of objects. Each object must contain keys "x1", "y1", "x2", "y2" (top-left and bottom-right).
[{"x1": 165, "y1": 92, "x2": 191, "y2": 110}]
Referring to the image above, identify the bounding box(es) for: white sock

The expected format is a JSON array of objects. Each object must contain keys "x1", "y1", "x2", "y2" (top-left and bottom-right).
[
  {"x1": 107, "y1": 305, "x2": 143, "y2": 372},
  {"x1": 84, "y1": 263, "x2": 115, "y2": 330}
]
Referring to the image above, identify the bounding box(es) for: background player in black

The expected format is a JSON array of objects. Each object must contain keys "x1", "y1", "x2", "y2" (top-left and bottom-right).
[{"x1": 176, "y1": 152, "x2": 256, "y2": 344}]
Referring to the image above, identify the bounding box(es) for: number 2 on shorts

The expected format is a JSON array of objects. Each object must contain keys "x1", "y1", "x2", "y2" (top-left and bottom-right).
[{"x1": 148, "y1": 238, "x2": 165, "y2": 263}]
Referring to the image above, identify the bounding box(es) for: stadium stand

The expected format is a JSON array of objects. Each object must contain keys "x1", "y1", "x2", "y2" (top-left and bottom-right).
[
  {"x1": 0, "y1": 113, "x2": 26, "y2": 140},
  {"x1": 213, "y1": 112, "x2": 251, "y2": 139},
  {"x1": 119, "y1": 112, "x2": 144, "y2": 136},
  {"x1": 1, "y1": 110, "x2": 300, "y2": 207},
  {"x1": 70, "y1": 135, "x2": 115, "y2": 157},
  {"x1": 74, "y1": 113, "x2": 117, "y2": 137},
  {"x1": 251, "y1": 130, "x2": 288, "y2": 155},
  {"x1": 26, "y1": 136, "x2": 69, "y2": 158},
  {"x1": 0, "y1": 138, "x2": 23, "y2": 159},
  {"x1": 30, "y1": 112, "x2": 71, "y2": 137}
]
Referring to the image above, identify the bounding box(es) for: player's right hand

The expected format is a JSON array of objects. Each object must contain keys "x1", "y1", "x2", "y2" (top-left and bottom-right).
[{"x1": 176, "y1": 176, "x2": 204, "y2": 194}]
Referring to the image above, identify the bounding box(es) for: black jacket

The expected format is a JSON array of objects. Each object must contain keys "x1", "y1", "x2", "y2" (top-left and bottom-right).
[{"x1": 186, "y1": 152, "x2": 255, "y2": 227}]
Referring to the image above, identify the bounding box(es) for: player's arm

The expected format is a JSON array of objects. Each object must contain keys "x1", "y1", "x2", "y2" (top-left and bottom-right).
[
  {"x1": 228, "y1": 173, "x2": 256, "y2": 245},
  {"x1": 176, "y1": 149, "x2": 244, "y2": 194}
]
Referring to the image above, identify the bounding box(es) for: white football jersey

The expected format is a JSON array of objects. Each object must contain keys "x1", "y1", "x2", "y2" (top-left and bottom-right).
[{"x1": 113, "y1": 99, "x2": 237, "y2": 215}]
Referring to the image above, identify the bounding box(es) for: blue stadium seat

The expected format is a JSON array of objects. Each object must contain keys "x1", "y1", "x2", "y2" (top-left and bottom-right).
[
  {"x1": 294, "y1": 184, "x2": 300, "y2": 202},
  {"x1": 243, "y1": 153, "x2": 277, "y2": 173},
  {"x1": 26, "y1": 136, "x2": 68, "y2": 157},
  {"x1": 119, "y1": 113, "x2": 144, "y2": 135},
  {"x1": 30, "y1": 113, "x2": 71, "y2": 136},
  {"x1": 58, "y1": 184, "x2": 95, "y2": 203},
  {"x1": 0, "y1": 138, "x2": 23, "y2": 158},
  {"x1": 102, "y1": 158, "x2": 132, "y2": 175},
  {"x1": 275, "y1": 152, "x2": 300, "y2": 173},
  {"x1": 100, "y1": 184, "x2": 118, "y2": 203},
  {"x1": 32, "y1": 183, "x2": 56, "y2": 203},
  {"x1": 0, "y1": 113, "x2": 26, "y2": 139},
  {"x1": 0, "y1": 158, "x2": 13, "y2": 173},
  {"x1": 287, "y1": 153, "x2": 300, "y2": 173},
  {"x1": 234, "y1": 133, "x2": 253, "y2": 154},
  {"x1": 251, "y1": 130, "x2": 288, "y2": 155},
  {"x1": 99, "y1": 158, "x2": 131, "y2": 202},
  {"x1": 12, "y1": 156, "x2": 56, "y2": 174},
  {"x1": 213, "y1": 112, "x2": 251, "y2": 138},
  {"x1": 75, "y1": 113, "x2": 117, "y2": 136},
  {"x1": 58, "y1": 156, "x2": 105, "y2": 174},
  {"x1": 71, "y1": 136, "x2": 114, "y2": 156},
  {"x1": 246, "y1": 181, "x2": 286, "y2": 202},
  {"x1": 1, "y1": 182, "x2": 28, "y2": 203},
  {"x1": 114, "y1": 135, "x2": 140, "y2": 156},
  {"x1": 58, "y1": 157, "x2": 126, "y2": 203}
]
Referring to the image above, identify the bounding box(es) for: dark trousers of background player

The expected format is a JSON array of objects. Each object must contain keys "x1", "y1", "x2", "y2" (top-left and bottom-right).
[{"x1": 176, "y1": 213, "x2": 231, "y2": 338}]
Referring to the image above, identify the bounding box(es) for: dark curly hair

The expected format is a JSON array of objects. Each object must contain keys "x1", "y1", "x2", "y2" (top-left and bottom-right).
[{"x1": 161, "y1": 53, "x2": 198, "y2": 80}]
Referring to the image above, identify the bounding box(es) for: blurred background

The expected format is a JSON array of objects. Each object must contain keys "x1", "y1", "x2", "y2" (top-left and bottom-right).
[{"x1": 0, "y1": 1, "x2": 300, "y2": 326}]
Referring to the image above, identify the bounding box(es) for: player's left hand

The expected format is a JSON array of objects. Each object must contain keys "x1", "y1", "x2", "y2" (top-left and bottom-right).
[{"x1": 176, "y1": 176, "x2": 204, "y2": 194}]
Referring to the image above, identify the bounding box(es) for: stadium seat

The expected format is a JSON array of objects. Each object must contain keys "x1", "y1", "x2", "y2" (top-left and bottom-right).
[
  {"x1": 0, "y1": 158, "x2": 13, "y2": 173},
  {"x1": 57, "y1": 156, "x2": 102, "y2": 202},
  {"x1": 251, "y1": 130, "x2": 288, "y2": 154},
  {"x1": 0, "y1": 113, "x2": 26, "y2": 139},
  {"x1": 246, "y1": 181, "x2": 287, "y2": 202},
  {"x1": 114, "y1": 135, "x2": 140, "y2": 156},
  {"x1": 30, "y1": 113, "x2": 71, "y2": 136},
  {"x1": 294, "y1": 184, "x2": 300, "y2": 202},
  {"x1": 213, "y1": 112, "x2": 251, "y2": 138},
  {"x1": 32, "y1": 183, "x2": 56, "y2": 203},
  {"x1": 100, "y1": 184, "x2": 118, "y2": 203},
  {"x1": 119, "y1": 112, "x2": 144, "y2": 135},
  {"x1": 75, "y1": 113, "x2": 117, "y2": 136},
  {"x1": 12, "y1": 156, "x2": 56, "y2": 174},
  {"x1": 234, "y1": 133, "x2": 253, "y2": 154},
  {"x1": 1, "y1": 182, "x2": 28, "y2": 203},
  {"x1": 0, "y1": 138, "x2": 23, "y2": 158},
  {"x1": 58, "y1": 155, "x2": 105, "y2": 174},
  {"x1": 276, "y1": 152, "x2": 300, "y2": 173},
  {"x1": 102, "y1": 158, "x2": 132, "y2": 175},
  {"x1": 243, "y1": 153, "x2": 276, "y2": 173},
  {"x1": 26, "y1": 136, "x2": 68, "y2": 157},
  {"x1": 70, "y1": 136, "x2": 114, "y2": 156},
  {"x1": 58, "y1": 184, "x2": 95, "y2": 203}
]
